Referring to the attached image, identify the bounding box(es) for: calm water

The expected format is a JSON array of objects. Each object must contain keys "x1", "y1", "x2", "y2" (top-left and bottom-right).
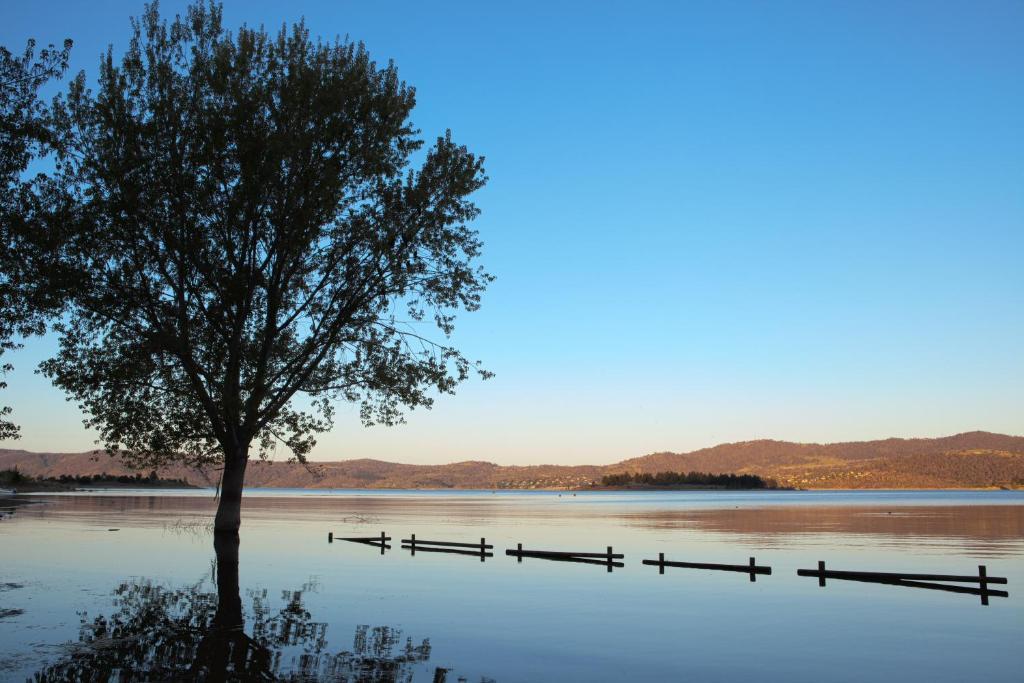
[{"x1": 1, "y1": 489, "x2": 1022, "y2": 681}]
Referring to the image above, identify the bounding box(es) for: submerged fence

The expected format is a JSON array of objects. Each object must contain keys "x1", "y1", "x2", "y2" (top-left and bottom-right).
[
  {"x1": 797, "y1": 560, "x2": 1008, "y2": 605},
  {"x1": 643, "y1": 554, "x2": 771, "y2": 581},
  {"x1": 327, "y1": 529, "x2": 1009, "y2": 605},
  {"x1": 329, "y1": 531, "x2": 391, "y2": 554},
  {"x1": 505, "y1": 544, "x2": 624, "y2": 572},
  {"x1": 403, "y1": 534, "x2": 494, "y2": 561}
]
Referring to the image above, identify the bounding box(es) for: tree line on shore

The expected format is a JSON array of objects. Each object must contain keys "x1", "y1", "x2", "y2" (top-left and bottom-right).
[
  {"x1": 0, "y1": 467, "x2": 191, "y2": 488},
  {"x1": 600, "y1": 471, "x2": 779, "y2": 489}
]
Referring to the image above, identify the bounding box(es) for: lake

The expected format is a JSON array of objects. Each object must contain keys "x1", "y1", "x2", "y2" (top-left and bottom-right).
[{"x1": 1, "y1": 489, "x2": 1022, "y2": 681}]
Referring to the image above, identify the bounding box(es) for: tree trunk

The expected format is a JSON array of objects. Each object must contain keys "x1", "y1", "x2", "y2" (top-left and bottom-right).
[{"x1": 214, "y1": 450, "x2": 248, "y2": 532}]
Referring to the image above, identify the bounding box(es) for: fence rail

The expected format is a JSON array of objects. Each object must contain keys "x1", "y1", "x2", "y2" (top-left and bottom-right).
[
  {"x1": 643, "y1": 554, "x2": 771, "y2": 581},
  {"x1": 328, "y1": 531, "x2": 391, "y2": 554},
  {"x1": 798, "y1": 561, "x2": 1008, "y2": 605},
  {"x1": 505, "y1": 543, "x2": 624, "y2": 572},
  {"x1": 402, "y1": 534, "x2": 494, "y2": 561}
]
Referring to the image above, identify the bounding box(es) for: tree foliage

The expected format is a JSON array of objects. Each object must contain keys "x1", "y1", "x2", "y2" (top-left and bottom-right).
[
  {"x1": 32, "y1": 1, "x2": 490, "y2": 476},
  {"x1": 0, "y1": 37, "x2": 72, "y2": 439}
]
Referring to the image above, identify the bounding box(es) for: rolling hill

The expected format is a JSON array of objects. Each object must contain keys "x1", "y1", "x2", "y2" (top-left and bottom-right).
[{"x1": 1, "y1": 431, "x2": 1022, "y2": 490}]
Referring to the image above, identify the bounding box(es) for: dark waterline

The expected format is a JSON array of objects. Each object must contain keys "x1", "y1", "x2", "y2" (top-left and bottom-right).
[{"x1": 1, "y1": 490, "x2": 1022, "y2": 681}]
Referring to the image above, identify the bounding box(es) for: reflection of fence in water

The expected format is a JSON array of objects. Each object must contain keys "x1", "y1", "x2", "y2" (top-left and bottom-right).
[
  {"x1": 325, "y1": 529, "x2": 1010, "y2": 604},
  {"x1": 328, "y1": 531, "x2": 391, "y2": 554},
  {"x1": 643, "y1": 553, "x2": 772, "y2": 581},
  {"x1": 798, "y1": 560, "x2": 1008, "y2": 605},
  {"x1": 506, "y1": 543, "x2": 625, "y2": 572},
  {"x1": 402, "y1": 534, "x2": 494, "y2": 561}
]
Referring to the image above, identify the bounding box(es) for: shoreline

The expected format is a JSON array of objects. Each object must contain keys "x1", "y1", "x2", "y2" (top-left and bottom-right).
[
  {"x1": 5, "y1": 485, "x2": 1021, "y2": 495},
  {"x1": 0, "y1": 481, "x2": 200, "y2": 494}
]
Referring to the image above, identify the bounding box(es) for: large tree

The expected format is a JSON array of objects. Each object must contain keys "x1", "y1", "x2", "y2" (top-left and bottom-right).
[
  {"x1": 36, "y1": 2, "x2": 491, "y2": 531},
  {"x1": 0, "y1": 37, "x2": 72, "y2": 439}
]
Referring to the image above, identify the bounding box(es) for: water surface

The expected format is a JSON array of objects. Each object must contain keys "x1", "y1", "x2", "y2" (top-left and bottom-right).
[{"x1": 1, "y1": 489, "x2": 1021, "y2": 681}]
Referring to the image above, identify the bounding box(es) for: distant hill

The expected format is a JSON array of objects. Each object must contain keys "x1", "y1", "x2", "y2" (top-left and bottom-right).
[
  {"x1": 608, "y1": 432, "x2": 1024, "y2": 489},
  {"x1": 2, "y1": 431, "x2": 1023, "y2": 490}
]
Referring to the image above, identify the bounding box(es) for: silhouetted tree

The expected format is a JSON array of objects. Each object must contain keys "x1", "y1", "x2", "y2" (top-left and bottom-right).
[
  {"x1": 0, "y1": 36, "x2": 71, "y2": 439},
  {"x1": 29, "y1": 2, "x2": 490, "y2": 530}
]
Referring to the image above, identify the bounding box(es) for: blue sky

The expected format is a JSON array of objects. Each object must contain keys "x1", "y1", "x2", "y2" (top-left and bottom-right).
[{"x1": 1, "y1": 1, "x2": 1021, "y2": 464}]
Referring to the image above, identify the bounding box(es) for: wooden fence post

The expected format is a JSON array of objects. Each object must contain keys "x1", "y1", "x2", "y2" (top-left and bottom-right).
[
  {"x1": 517, "y1": 542, "x2": 523, "y2": 563},
  {"x1": 480, "y1": 537, "x2": 487, "y2": 562},
  {"x1": 328, "y1": 532, "x2": 333, "y2": 544},
  {"x1": 607, "y1": 546, "x2": 613, "y2": 573},
  {"x1": 749, "y1": 557, "x2": 756, "y2": 582},
  {"x1": 817, "y1": 560, "x2": 826, "y2": 587},
  {"x1": 658, "y1": 552, "x2": 665, "y2": 575},
  {"x1": 410, "y1": 533, "x2": 416, "y2": 556},
  {"x1": 979, "y1": 565, "x2": 989, "y2": 606}
]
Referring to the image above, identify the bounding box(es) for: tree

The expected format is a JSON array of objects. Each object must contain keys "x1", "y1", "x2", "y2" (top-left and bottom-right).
[
  {"x1": 0, "y1": 37, "x2": 72, "y2": 439},
  {"x1": 35, "y1": 2, "x2": 491, "y2": 531}
]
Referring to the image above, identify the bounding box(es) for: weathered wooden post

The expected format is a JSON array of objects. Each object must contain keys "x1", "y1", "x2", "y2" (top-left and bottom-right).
[
  {"x1": 658, "y1": 552, "x2": 665, "y2": 575},
  {"x1": 817, "y1": 560, "x2": 826, "y2": 587},
  {"x1": 410, "y1": 533, "x2": 416, "y2": 556},
  {"x1": 749, "y1": 557, "x2": 756, "y2": 582},
  {"x1": 979, "y1": 565, "x2": 989, "y2": 606},
  {"x1": 328, "y1": 532, "x2": 333, "y2": 544},
  {"x1": 480, "y1": 537, "x2": 487, "y2": 562},
  {"x1": 607, "y1": 546, "x2": 614, "y2": 573},
  {"x1": 516, "y1": 542, "x2": 523, "y2": 563},
  {"x1": 380, "y1": 530, "x2": 387, "y2": 555}
]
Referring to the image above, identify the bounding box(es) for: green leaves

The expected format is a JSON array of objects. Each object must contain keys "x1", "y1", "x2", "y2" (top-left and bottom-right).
[
  {"x1": 33, "y1": 2, "x2": 490, "y2": 470},
  {"x1": 0, "y1": 35, "x2": 73, "y2": 440}
]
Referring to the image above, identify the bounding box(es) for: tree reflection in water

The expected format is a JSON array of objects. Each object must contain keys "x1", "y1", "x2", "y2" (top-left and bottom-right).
[{"x1": 32, "y1": 533, "x2": 451, "y2": 682}]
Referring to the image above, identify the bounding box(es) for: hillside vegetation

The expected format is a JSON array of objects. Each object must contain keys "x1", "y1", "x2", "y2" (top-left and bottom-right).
[{"x1": 1, "y1": 431, "x2": 1022, "y2": 490}]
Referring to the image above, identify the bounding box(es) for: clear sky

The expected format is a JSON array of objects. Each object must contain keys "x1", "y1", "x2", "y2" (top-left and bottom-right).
[{"x1": 1, "y1": 1, "x2": 1021, "y2": 465}]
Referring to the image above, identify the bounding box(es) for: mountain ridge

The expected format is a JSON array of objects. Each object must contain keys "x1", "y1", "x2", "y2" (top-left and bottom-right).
[{"x1": 2, "y1": 431, "x2": 1023, "y2": 489}]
